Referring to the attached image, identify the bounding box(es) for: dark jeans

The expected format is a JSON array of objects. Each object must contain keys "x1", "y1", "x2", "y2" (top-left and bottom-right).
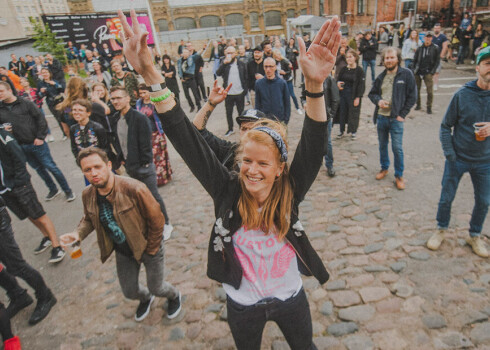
[
  {"x1": 338, "y1": 86, "x2": 352, "y2": 134},
  {"x1": 21, "y1": 142, "x2": 72, "y2": 194},
  {"x1": 362, "y1": 59, "x2": 376, "y2": 82},
  {"x1": 227, "y1": 288, "x2": 316, "y2": 350},
  {"x1": 377, "y1": 115, "x2": 404, "y2": 178},
  {"x1": 225, "y1": 93, "x2": 245, "y2": 132},
  {"x1": 457, "y1": 44, "x2": 469, "y2": 64},
  {"x1": 182, "y1": 77, "x2": 201, "y2": 109},
  {"x1": 324, "y1": 119, "x2": 333, "y2": 169},
  {"x1": 0, "y1": 209, "x2": 50, "y2": 300},
  {"x1": 195, "y1": 72, "x2": 207, "y2": 101},
  {"x1": 437, "y1": 159, "x2": 490, "y2": 236},
  {"x1": 286, "y1": 80, "x2": 299, "y2": 109},
  {"x1": 127, "y1": 163, "x2": 169, "y2": 222},
  {"x1": 415, "y1": 74, "x2": 434, "y2": 108}
]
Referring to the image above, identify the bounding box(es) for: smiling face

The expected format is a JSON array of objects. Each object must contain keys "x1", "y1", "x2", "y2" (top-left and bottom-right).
[
  {"x1": 240, "y1": 139, "x2": 284, "y2": 205},
  {"x1": 71, "y1": 103, "x2": 90, "y2": 124},
  {"x1": 346, "y1": 52, "x2": 356, "y2": 66},
  {"x1": 41, "y1": 68, "x2": 51, "y2": 80}
]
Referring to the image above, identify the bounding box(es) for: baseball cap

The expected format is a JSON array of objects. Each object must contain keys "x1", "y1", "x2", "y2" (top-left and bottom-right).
[
  {"x1": 236, "y1": 109, "x2": 266, "y2": 125},
  {"x1": 425, "y1": 31, "x2": 434, "y2": 37},
  {"x1": 476, "y1": 46, "x2": 490, "y2": 65},
  {"x1": 253, "y1": 45, "x2": 262, "y2": 52}
]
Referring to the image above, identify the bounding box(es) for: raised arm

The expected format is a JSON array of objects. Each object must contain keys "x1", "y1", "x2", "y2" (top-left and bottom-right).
[{"x1": 193, "y1": 80, "x2": 231, "y2": 130}]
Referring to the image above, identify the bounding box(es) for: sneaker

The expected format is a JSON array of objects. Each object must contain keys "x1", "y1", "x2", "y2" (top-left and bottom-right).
[
  {"x1": 167, "y1": 291, "x2": 182, "y2": 319},
  {"x1": 46, "y1": 135, "x2": 55, "y2": 143},
  {"x1": 465, "y1": 236, "x2": 489, "y2": 258},
  {"x1": 336, "y1": 132, "x2": 343, "y2": 139},
  {"x1": 163, "y1": 224, "x2": 173, "y2": 241},
  {"x1": 224, "y1": 130, "x2": 235, "y2": 137},
  {"x1": 34, "y1": 237, "x2": 52, "y2": 255},
  {"x1": 189, "y1": 106, "x2": 195, "y2": 113},
  {"x1": 297, "y1": 108, "x2": 304, "y2": 115},
  {"x1": 327, "y1": 167, "x2": 336, "y2": 177},
  {"x1": 415, "y1": 105, "x2": 421, "y2": 111},
  {"x1": 351, "y1": 133, "x2": 357, "y2": 139},
  {"x1": 427, "y1": 107, "x2": 432, "y2": 114},
  {"x1": 28, "y1": 290, "x2": 57, "y2": 325},
  {"x1": 395, "y1": 177, "x2": 405, "y2": 190},
  {"x1": 48, "y1": 246, "x2": 65, "y2": 263},
  {"x1": 45, "y1": 189, "x2": 61, "y2": 201},
  {"x1": 135, "y1": 295, "x2": 155, "y2": 322},
  {"x1": 62, "y1": 135, "x2": 67, "y2": 141},
  {"x1": 6, "y1": 291, "x2": 34, "y2": 318},
  {"x1": 375, "y1": 169, "x2": 389, "y2": 180},
  {"x1": 427, "y1": 229, "x2": 445, "y2": 250},
  {"x1": 65, "y1": 192, "x2": 76, "y2": 202}
]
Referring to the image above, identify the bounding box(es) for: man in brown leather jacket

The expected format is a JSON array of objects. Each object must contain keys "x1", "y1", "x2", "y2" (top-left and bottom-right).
[{"x1": 73, "y1": 147, "x2": 181, "y2": 322}]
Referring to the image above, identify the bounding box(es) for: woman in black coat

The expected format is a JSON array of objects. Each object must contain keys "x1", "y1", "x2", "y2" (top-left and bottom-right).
[
  {"x1": 335, "y1": 49, "x2": 365, "y2": 138},
  {"x1": 161, "y1": 55, "x2": 180, "y2": 102}
]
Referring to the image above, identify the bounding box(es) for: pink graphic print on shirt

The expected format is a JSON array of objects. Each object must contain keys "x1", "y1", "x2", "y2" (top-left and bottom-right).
[
  {"x1": 234, "y1": 247, "x2": 257, "y2": 283},
  {"x1": 270, "y1": 244, "x2": 296, "y2": 278}
]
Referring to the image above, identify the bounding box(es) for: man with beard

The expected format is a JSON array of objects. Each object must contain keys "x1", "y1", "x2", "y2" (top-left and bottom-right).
[
  {"x1": 368, "y1": 47, "x2": 417, "y2": 190},
  {"x1": 262, "y1": 40, "x2": 273, "y2": 58},
  {"x1": 431, "y1": 23, "x2": 448, "y2": 90},
  {"x1": 72, "y1": 147, "x2": 182, "y2": 321},
  {"x1": 427, "y1": 47, "x2": 490, "y2": 258},
  {"x1": 216, "y1": 46, "x2": 247, "y2": 136},
  {"x1": 247, "y1": 46, "x2": 265, "y2": 92}
]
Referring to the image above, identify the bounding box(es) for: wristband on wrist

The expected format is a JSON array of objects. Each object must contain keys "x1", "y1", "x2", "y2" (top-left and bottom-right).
[
  {"x1": 208, "y1": 100, "x2": 216, "y2": 108},
  {"x1": 148, "y1": 82, "x2": 167, "y2": 92},
  {"x1": 150, "y1": 89, "x2": 172, "y2": 103},
  {"x1": 304, "y1": 90, "x2": 325, "y2": 98}
]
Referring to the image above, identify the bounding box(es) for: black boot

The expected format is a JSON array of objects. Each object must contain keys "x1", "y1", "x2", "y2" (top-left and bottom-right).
[
  {"x1": 29, "y1": 289, "x2": 56, "y2": 325},
  {"x1": 427, "y1": 107, "x2": 432, "y2": 114},
  {"x1": 415, "y1": 104, "x2": 421, "y2": 110},
  {"x1": 0, "y1": 268, "x2": 33, "y2": 318}
]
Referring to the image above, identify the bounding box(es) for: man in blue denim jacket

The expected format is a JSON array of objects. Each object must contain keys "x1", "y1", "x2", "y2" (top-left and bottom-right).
[
  {"x1": 427, "y1": 47, "x2": 490, "y2": 258},
  {"x1": 368, "y1": 47, "x2": 417, "y2": 190}
]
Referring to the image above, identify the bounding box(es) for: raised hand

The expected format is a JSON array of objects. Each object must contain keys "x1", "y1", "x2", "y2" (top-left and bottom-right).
[
  {"x1": 208, "y1": 80, "x2": 232, "y2": 106},
  {"x1": 297, "y1": 17, "x2": 341, "y2": 87}
]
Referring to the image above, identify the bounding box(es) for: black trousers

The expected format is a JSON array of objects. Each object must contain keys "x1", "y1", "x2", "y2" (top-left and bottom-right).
[
  {"x1": 225, "y1": 93, "x2": 245, "y2": 132},
  {"x1": 196, "y1": 72, "x2": 207, "y2": 101},
  {"x1": 182, "y1": 78, "x2": 201, "y2": 109}
]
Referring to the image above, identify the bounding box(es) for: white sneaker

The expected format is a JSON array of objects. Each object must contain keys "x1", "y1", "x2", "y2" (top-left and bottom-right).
[
  {"x1": 62, "y1": 135, "x2": 67, "y2": 141},
  {"x1": 434, "y1": 84, "x2": 438, "y2": 91},
  {"x1": 297, "y1": 108, "x2": 304, "y2": 115},
  {"x1": 163, "y1": 224, "x2": 173, "y2": 241},
  {"x1": 46, "y1": 135, "x2": 55, "y2": 143}
]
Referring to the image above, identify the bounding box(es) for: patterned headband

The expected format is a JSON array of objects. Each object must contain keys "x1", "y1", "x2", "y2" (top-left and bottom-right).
[{"x1": 253, "y1": 126, "x2": 288, "y2": 162}]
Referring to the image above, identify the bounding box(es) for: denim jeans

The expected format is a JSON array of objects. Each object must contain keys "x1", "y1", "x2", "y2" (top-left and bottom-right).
[
  {"x1": 286, "y1": 80, "x2": 299, "y2": 109},
  {"x1": 226, "y1": 288, "x2": 316, "y2": 350},
  {"x1": 376, "y1": 115, "x2": 404, "y2": 178},
  {"x1": 115, "y1": 242, "x2": 178, "y2": 302},
  {"x1": 0, "y1": 209, "x2": 50, "y2": 300},
  {"x1": 324, "y1": 119, "x2": 333, "y2": 169},
  {"x1": 20, "y1": 142, "x2": 72, "y2": 194},
  {"x1": 362, "y1": 59, "x2": 376, "y2": 82},
  {"x1": 457, "y1": 44, "x2": 469, "y2": 64},
  {"x1": 436, "y1": 159, "x2": 490, "y2": 236},
  {"x1": 404, "y1": 59, "x2": 413, "y2": 69}
]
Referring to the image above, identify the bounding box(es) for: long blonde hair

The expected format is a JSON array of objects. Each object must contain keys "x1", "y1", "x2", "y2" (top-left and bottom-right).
[
  {"x1": 57, "y1": 76, "x2": 88, "y2": 111},
  {"x1": 237, "y1": 119, "x2": 293, "y2": 240}
]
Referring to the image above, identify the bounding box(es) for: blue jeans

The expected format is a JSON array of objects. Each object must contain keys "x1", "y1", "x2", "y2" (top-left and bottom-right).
[
  {"x1": 362, "y1": 59, "x2": 376, "y2": 82},
  {"x1": 376, "y1": 115, "x2": 404, "y2": 178},
  {"x1": 226, "y1": 288, "x2": 316, "y2": 350},
  {"x1": 457, "y1": 45, "x2": 469, "y2": 64},
  {"x1": 436, "y1": 159, "x2": 490, "y2": 236},
  {"x1": 404, "y1": 59, "x2": 413, "y2": 69},
  {"x1": 286, "y1": 80, "x2": 299, "y2": 109},
  {"x1": 324, "y1": 119, "x2": 333, "y2": 169},
  {"x1": 21, "y1": 142, "x2": 71, "y2": 194}
]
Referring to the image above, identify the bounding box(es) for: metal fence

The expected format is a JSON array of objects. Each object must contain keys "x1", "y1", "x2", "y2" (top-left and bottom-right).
[{"x1": 158, "y1": 25, "x2": 244, "y2": 44}]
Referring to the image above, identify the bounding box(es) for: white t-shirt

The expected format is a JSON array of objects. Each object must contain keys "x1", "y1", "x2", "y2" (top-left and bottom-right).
[
  {"x1": 223, "y1": 226, "x2": 302, "y2": 306},
  {"x1": 227, "y1": 61, "x2": 244, "y2": 96}
]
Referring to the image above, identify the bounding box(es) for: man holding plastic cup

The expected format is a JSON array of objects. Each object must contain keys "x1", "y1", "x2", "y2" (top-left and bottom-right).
[
  {"x1": 62, "y1": 147, "x2": 181, "y2": 322},
  {"x1": 427, "y1": 46, "x2": 490, "y2": 257}
]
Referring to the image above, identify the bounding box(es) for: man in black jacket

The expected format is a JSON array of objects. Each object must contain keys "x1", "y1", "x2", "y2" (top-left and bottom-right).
[
  {"x1": 412, "y1": 32, "x2": 440, "y2": 114},
  {"x1": 368, "y1": 47, "x2": 417, "y2": 190},
  {"x1": 110, "y1": 86, "x2": 173, "y2": 239},
  {"x1": 0, "y1": 127, "x2": 65, "y2": 263},
  {"x1": 359, "y1": 31, "x2": 378, "y2": 83},
  {"x1": 0, "y1": 82, "x2": 75, "y2": 202},
  {"x1": 187, "y1": 42, "x2": 207, "y2": 102},
  {"x1": 217, "y1": 46, "x2": 248, "y2": 136},
  {"x1": 246, "y1": 46, "x2": 265, "y2": 92},
  {"x1": 45, "y1": 54, "x2": 66, "y2": 90}
]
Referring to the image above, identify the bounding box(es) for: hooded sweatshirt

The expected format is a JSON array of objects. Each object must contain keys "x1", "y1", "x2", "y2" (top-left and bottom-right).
[{"x1": 440, "y1": 80, "x2": 490, "y2": 163}]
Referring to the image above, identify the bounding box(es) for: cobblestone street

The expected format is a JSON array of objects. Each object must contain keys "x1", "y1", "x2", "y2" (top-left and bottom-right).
[{"x1": 5, "y1": 63, "x2": 490, "y2": 350}]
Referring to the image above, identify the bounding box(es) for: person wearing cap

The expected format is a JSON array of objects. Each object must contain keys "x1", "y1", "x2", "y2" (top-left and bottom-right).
[
  {"x1": 247, "y1": 46, "x2": 265, "y2": 95},
  {"x1": 359, "y1": 31, "x2": 378, "y2": 83},
  {"x1": 427, "y1": 46, "x2": 490, "y2": 258},
  {"x1": 192, "y1": 81, "x2": 266, "y2": 171},
  {"x1": 412, "y1": 31, "x2": 440, "y2": 114}
]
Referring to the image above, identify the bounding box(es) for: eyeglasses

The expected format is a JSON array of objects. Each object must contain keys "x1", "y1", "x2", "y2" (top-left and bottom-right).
[{"x1": 264, "y1": 65, "x2": 276, "y2": 68}]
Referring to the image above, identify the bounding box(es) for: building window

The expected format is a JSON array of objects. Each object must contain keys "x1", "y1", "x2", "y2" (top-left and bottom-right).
[
  {"x1": 226, "y1": 13, "x2": 243, "y2": 26},
  {"x1": 358, "y1": 0, "x2": 365, "y2": 14},
  {"x1": 286, "y1": 9, "x2": 295, "y2": 18},
  {"x1": 200, "y1": 15, "x2": 220, "y2": 28},
  {"x1": 157, "y1": 18, "x2": 168, "y2": 31},
  {"x1": 402, "y1": 1, "x2": 415, "y2": 12},
  {"x1": 476, "y1": 0, "x2": 488, "y2": 5},
  {"x1": 250, "y1": 12, "x2": 259, "y2": 28},
  {"x1": 300, "y1": 8, "x2": 307, "y2": 15},
  {"x1": 174, "y1": 17, "x2": 196, "y2": 30},
  {"x1": 265, "y1": 10, "x2": 281, "y2": 27},
  {"x1": 460, "y1": 0, "x2": 472, "y2": 6}
]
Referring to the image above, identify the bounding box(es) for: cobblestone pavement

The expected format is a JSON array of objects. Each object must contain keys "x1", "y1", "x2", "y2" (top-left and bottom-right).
[{"x1": 5, "y1": 63, "x2": 490, "y2": 349}]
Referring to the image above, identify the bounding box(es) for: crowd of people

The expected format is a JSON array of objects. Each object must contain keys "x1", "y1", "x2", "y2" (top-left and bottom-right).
[{"x1": 0, "y1": 9, "x2": 488, "y2": 349}]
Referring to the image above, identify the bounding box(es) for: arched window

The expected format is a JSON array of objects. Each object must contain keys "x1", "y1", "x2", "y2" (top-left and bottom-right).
[
  {"x1": 286, "y1": 9, "x2": 295, "y2": 18},
  {"x1": 174, "y1": 17, "x2": 196, "y2": 30},
  {"x1": 250, "y1": 12, "x2": 259, "y2": 28},
  {"x1": 200, "y1": 15, "x2": 220, "y2": 28},
  {"x1": 226, "y1": 13, "x2": 243, "y2": 26},
  {"x1": 265, "y1": 10, "x2": 281, "y2": 27},
  {"x1": 157, "y1": 19, "x2": 168, "y2": 31}
]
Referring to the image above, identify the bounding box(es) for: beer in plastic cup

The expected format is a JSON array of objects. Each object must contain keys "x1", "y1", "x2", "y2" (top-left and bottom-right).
[
  {"x1": 60, "y1": 233, "x2": 83, "y2": 259},
  {"x1": 474, "y1": 123, "x2": 485, "y2": 142}
]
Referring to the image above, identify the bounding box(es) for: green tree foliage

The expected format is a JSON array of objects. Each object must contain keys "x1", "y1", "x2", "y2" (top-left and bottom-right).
[{"x1": 29, "y1": 17, "x2": 67, "y2": 65}]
